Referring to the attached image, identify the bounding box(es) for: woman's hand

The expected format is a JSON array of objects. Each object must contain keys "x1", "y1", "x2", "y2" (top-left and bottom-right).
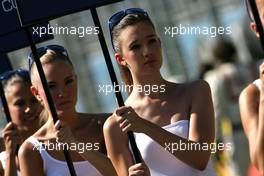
[
  {"x1": 128, "y1": 163, "x2": 150, "y2": 176},
  {"x1": 1, "y1": 122, "x2": 22, "y2": 155},
  {"x1": 114, "y1": 106, "x2": 148, "y2": 133},
  {"x1": 54, "y1": 120, "x2": 76, "y2": 145}
]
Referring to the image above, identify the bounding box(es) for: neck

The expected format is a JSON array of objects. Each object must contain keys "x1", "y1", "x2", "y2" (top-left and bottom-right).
[
  {"x1": 48, "y1": 109, "x2": 79, "y2": 129},
  {"x1": 130, "y1": 71, "x2": 169, "y2": 98},
  {"x1": 19, "y1": 122, "x2": 39, "y2": 141},
  {"x1": 132, "y1": 71, "x2": 165, "y2": 85},
  {"x1": 20, "y1": 131, "x2": 32, "y2": 141}
]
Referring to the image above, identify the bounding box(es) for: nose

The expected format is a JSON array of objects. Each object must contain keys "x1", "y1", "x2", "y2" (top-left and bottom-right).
[
  {"x1": 142, "y1": 45, "x2": 151, "y2": 57},
  {"x1": 57, "y1": 89, "x2": 64, "y2": 98}
]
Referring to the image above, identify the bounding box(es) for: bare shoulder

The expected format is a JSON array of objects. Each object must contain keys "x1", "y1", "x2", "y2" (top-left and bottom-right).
[
  {"x1": 103, "y1": 114, "x2": 129, "y2": 145},
  {"x1": 239, "y1": 83, "x2": 259, "y2": 104},
  {"x1": 103, "y1": 115, "x2": 119, "y2": 133},
  {"x1": 18, "y1": 138, "x2": 40, "y2": 160},
  {"x1": 239, "y1": 83, "x2": 259, "y2": 117},
  {"x1": 188, "y1": 79, "x2": 211, "y2": 93},
  {"x1": 179, "y1": 79, "x2": 211, "y2": 100},
  {"x1": 103, "y1": 115, "x2": 127, "y2": 141},
  {"x1": 18, "y1": 136, "x2": 44, "y2": 175},
  {"x1": 239, "y1": 83, "x2": 259, "y2": 133},
  {"x1": 79, "y1": 112, "x2": 111, "y2": 125},
  {"x1": 18, "y1": 129, "x2": 46, "y2": 159}
]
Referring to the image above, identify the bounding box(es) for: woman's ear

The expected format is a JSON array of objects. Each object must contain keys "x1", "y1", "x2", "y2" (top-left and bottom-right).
[
  {"x1": 30, "y1": 86, "x2": 42, "y2": 102},
  {"x1": 115, "y1": 53, "x2": 127, "y2": 66},
  {"x1": 250, "y1": 22, "x2": 260, "y2": 37}
]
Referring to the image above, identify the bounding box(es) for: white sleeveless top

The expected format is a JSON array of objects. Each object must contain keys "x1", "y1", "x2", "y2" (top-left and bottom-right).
[
  {"x1": 26, "y1": 136, "x2": 102, "y2": 176},
  {"x1": 253, "y1": 79, "x2": 261, "y2": 90},
  {"x1": 134, "y1": 120, "x2": 216, "y2": 176},
  {"x1": 0, "y1": 151, "x2": 20, "y2": 175}
]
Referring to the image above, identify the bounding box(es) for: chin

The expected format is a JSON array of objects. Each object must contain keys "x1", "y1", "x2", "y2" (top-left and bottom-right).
[
  {"x1": 56, "y1": 110, "x2": 65, "y2": 117},
  {"x1": 56, "y1": 109, "x2": 71, "y2": 117}
]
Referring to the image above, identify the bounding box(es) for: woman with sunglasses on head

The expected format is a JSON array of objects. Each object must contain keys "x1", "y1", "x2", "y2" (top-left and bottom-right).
[
  {"x1": 18, "y1": 45, "x2": 118, "y2": 176},
  {"x1": 0, "y1": 69, "x2": 44, "y2": 176},
  {"x1": 103, "y1": 8, "x2": 216, "y2": 176}
]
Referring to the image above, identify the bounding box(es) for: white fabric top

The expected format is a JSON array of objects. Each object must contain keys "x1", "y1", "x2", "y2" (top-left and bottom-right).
[
  {"x1": 26, "y1": 136, "x2": 102, "y2": 176},
  {"x1": 134, "y1": 120, "x2": 216, "y2": 176},
  {"x1": 253, "y1": 79, "x2": 261, "y2": 90},
  {"x1": 0, "y1": 151, "x2": 20, "y2": 175}
]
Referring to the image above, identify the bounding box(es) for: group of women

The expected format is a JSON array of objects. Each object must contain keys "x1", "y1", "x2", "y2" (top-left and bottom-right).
[{"x1": 0, "y1": 5, "x2": 262, "y2": 176}]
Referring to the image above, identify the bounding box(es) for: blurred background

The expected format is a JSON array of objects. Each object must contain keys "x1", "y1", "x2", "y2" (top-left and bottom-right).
[{"x1": 1, "y1": 0, "x2": 264, "y2": 175}]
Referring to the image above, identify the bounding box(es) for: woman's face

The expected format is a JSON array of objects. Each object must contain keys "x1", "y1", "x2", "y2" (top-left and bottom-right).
[
  {"x1": 36, "y1": 60, "x2": 77, "y2": 117},
  {"x1": 6, "y1": 82, "x2": 41, "y2": 132},
  {"x1": 117, "y1": 21, "x2": 162, "y2": 76}
]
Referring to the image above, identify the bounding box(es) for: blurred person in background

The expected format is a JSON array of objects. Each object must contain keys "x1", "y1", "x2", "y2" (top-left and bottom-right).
[{"x1": 204, "y1": 38, "x2": 250, "y2": 176}]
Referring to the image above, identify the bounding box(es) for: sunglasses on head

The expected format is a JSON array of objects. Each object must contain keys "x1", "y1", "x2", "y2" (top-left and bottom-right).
[
  {"x1": 0, "y1": 69, "x2": 30, "y2": 82},
  {"x1": 108, "y1": 8, "x2": 149, "y2": 51},
  {"x1": 28, "y1": 44, "x2": 68, "y2": 71}
]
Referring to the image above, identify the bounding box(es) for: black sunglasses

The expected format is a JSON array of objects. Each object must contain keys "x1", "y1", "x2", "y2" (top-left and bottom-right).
[
  {"x1": 28, "y1": 45, "x2": 68, "y2": 71},
  {"x1": 0, "y1": 69, "x2": 30, "y2": 82},
  {"x1": 108, "y1": 8, "x2": 149, "y2": 51}
]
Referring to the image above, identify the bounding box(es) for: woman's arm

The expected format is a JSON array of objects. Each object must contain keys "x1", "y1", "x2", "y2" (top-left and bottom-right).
[
  {"x1": 239, "y1": 83, "x2": 264, "y2": 174},
  {"x1": 2, "y1": 122, "x2": 22, "y2": 176},
  {"x1": 256, "y1": 64, "x2": 264, "y2": 174},
  {"x1": 239, "y1": 62, "x2": 264, "y2": 175},
  {"x1": 104, "y1": 116, "x2": 135, "y2": 176},
  {"x1": 55, "y1": 120, "x2": 117, "y2": 176},
  {"x1": 75, "y1": 147, "x2": 117, "y2": 176},
  {"x1": 18, "y1": 141, "x2": 44, "y2": 176},
  {"x1": 115, "y1": 80, "x2": 215, "y2": 170}
]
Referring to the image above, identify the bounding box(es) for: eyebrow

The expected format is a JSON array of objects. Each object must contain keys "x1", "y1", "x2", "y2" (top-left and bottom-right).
[
  {"x1": 128, "y1": 34, "x2": 157, "y2": 48},
  {"x1": 47, "y1": 81, "x2": 56, "y2": 85},
  {"x1": 146, "y1": 34, "x2": 156, "y2": 38},
  {"x1": 47, "y1": 74, "x2": 75, "y2": 84},
  {"x1": 64, "y1": 75, "x2": 75, "y2": 80},
  {"x1": 14, "y1": 98, "x2": 25, "y2": 103}
]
